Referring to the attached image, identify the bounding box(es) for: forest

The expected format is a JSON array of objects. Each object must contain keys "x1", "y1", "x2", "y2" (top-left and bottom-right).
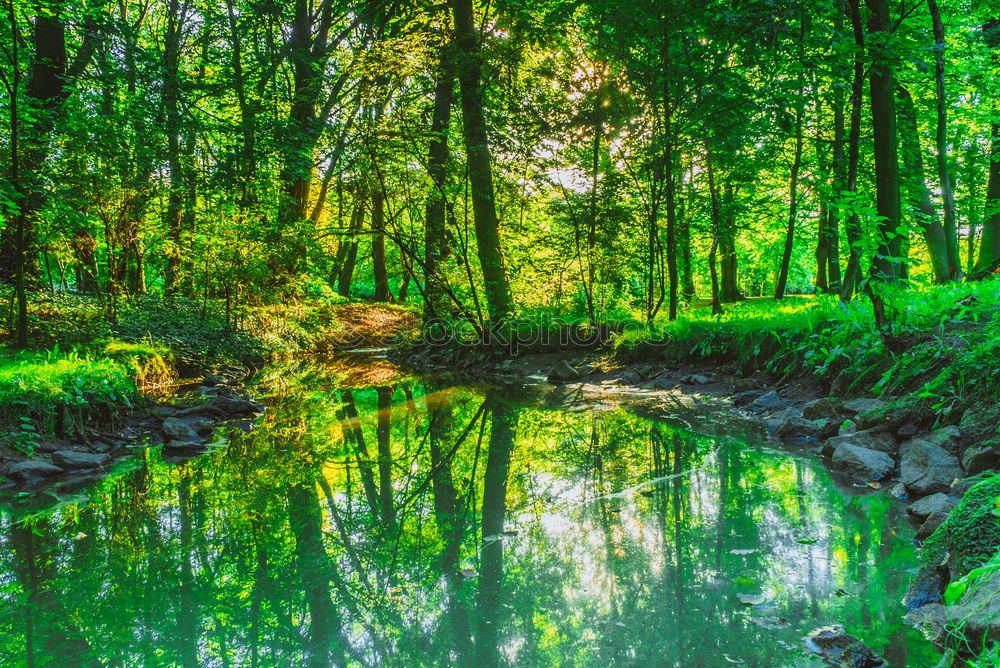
[
  {"x1": 2, "y1": 0, "x2": 999, "y2": 332},
  {"x1": 4, "y1": 0, "x2": 1000, "y2": 666}
]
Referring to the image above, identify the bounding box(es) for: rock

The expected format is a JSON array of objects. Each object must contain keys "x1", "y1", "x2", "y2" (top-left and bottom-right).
[
  {"x1": 945, "y1": 568, "x2": 1000, "y2": 646},
  {"x1": 52, "y1": 450, "x2": 112, "y2": 470},
  {"x1": 802, "y1": 398, "x2": 843, "y2": 421},
  {"x1": 905, "y1": 562, "x2": 948, "y2": 609},
  {"x1": 187, "y1": 418, "x2": 215, "y2": 436},
  {"x1": 920, "y1": 426, "x2": 962, "y2": 456},
  {"x1": 547, "y1": 360, "x2": 580, "y2": 383},
  {"x1": 163, "y1": 417, "x2": 202, "y2": 444},
  {"x1": 838, "y1": 420, "x2": 857, "y2": 436},
  {"x1": 151, "y1": 404, "x2": 179, "y2": 418},
  {"x1": 164, "y1": 439, "x2": 207, "y2": 451},
  {"x1": 842, "y1": 398, "x2": 887, "y2": 415},
  {"x1": 907, "y1": 493, "x2": 957, "y2": 521},
  {"x1": 962, "y1": 440, "x2": 1000, "y2": 476},
  {"x1": 905, "y1": 603, "x2": 947, "y2": 642},
  {"x1": 7, "y1": 460, "x2": 62, "y2": 481},
  {"x1": 775, "y1": 416, "x2": 824, "y2": 440},
  {"x1": 688, "y1": 374, "x2": 710, "y2": 385},
  {"x1": 898, "y1": 424, "x2": 920, "y2": 442},
  {"x1": 732, "y1": 389, "x2": 764, "y2": 406},
  {"x1": 814, "y1": 419, "x2": 840, "y2": 439},
  {"x1": 831, "y1": 444, "x2": 895, "y2": 483},
  {"x1": 805, "y1": 626, "x2": 885, "y2": 668},
  {"x1": 916, "y1": 512, "x2": 949, "y2": 540},
  {"x1": 733, "y1": 377, "x2": 764, "y2": 393},
  {"x1": 900, "y1": 439, "x2": 963, "y2": 496},
  {"x1": 89, "y1": 439, "x2": 113, "y2": 454},
  {"x1": 888, "y1": 482, "x2": 908, "y2": 501},
  {"x1": 750, "y1": 390, "x2": 783, "y2": 411},
  {"x1": 211, "y1": 395, "x2": 264, "y2": 416},
  {"x1": 202, "y1": 373, "x2": 224, "y2": 386},
  {"x1": 634, "y1": 365, "x2": 655, "y2": 379},
  {"x1": 826, "y1": 429, "x2": 897, "y2": 455}
]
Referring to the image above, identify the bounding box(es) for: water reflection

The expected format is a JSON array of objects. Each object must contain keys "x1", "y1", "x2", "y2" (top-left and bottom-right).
[{"x1": 0, "y1": 359, "x2": 939, "y2": 666}]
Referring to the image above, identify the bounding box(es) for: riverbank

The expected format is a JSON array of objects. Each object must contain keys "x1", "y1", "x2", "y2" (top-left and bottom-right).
[
  {"x1": 4, "y1": 283, "x2": 1000, "y2": 662},
  {"x1": 0, "y1": 292, "x2": 418, "y2": 494},
  {"x1": 395, "y1": 283, "x2": 1000, "y2": 662}
]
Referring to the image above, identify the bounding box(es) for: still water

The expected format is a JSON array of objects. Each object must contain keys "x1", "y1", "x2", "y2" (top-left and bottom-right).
[{"x1": 0, "y1": 357, "x2": 938, "y2": 667}]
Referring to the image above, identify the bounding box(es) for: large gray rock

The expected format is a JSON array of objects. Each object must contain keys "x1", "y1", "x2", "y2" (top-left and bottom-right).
[
  {"x1": 916, "y1": 512, "x2": 949, "y2": 540},
  {"x1": 7, "y1": 460, "x2": 62, "y2": 481},
  {"x1": 547, "y1": 360, "x2": 580, "y2": 382},
  {"x1": 944, "y1": 568, "x2": 1000, "y2": 645},
  {"x1": 900, "y1": 439, "x2": 963, "y2": 496},
  {"x1": 906, "y1": 492, "x2": 957, "y2": 521},
  {"x1": 826, "y1": 429, "x2": 897, "y2": 454},
  {"x1": 751, "y1": 390, "x2": 783, "y2": 411},
  {"x1": 163, "y1": 417, "x2": 202, "y2": 444},
  {"x1": 920, "y1": 426, "x2": 963, "y2": 456},
  {"x1": 842, "y1": 398, "x2": 887, "y2": 415},
  {"x1": 52, "y1": 450, "x2": 111, "y2": 470},
  {"x1": 802, "y1": 397, "x2": 843, "y2": 421},
  {"x1": 774, "y1": 416, "x2": 824, "y2": 440},
  {"x1": 804, "y1": 626, "x2": 885, "y2": 668},
  {"x1": 732, "y1": 389, "x2": 764, "y2": 406},
  {"x1": 210, "y1": 396, "x2": 264, "y2": 416},
  {"x1": 962, "y1": 441, "x2": 1000, "y2": 476},
  {"x1": 831, "y1": 444, "x2": 895, "y2": 482}
]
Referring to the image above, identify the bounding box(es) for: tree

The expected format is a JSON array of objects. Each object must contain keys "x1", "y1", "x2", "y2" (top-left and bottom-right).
[{"x1": 451, "y1": 0, "x2": 513, "y2": 326}]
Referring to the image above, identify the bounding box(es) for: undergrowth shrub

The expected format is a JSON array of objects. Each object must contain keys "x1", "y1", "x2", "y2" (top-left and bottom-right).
[{"x1": 0, "y1": 347, "x2": 139, "y2": 453}]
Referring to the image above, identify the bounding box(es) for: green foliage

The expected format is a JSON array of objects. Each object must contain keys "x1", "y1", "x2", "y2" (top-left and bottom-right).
[
  {"x1": 614, "y1": 281, "x2": 1000, "y2": 403},
  {"x1": 924, "y1": 475, "x2": 1000, "y2": 580},
  {"x1": 112, "y1": 298, "x2": 266, "y2": 367},
  {"x1": 0, "y1": 347, "x2": 139, "y2": 451}
]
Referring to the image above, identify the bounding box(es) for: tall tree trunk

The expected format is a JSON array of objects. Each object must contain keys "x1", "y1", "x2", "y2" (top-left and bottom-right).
[
  {"x1": 720, "y1": 184, "x2": 740, "y2": 302},
  {"x1": 703, "y1": 137, "x2": 724, "y2": 315},
  {"x1": 337, "y1": 193, "x2": 365, "y2": 297},
  {"x1": 827, "y1": 23, "x2": 846, "y2": 292},
  {"x1": 477, "y1": 394, "x2": 517, "y2": 667},
  {"x1": 678, "y1": 190, "x2": 695, "y2": 301},
  {"x1": 840, "y1": 0, "x2": 866, "y2": 302},
  {"x1": 964, "y1": 140, "x2": 983, "y2": 274},
  {"x1": 977, "y1": 20, "x2": 1000, "y2": 271},
  {"x1": 287, "y1": 482, "x2": 347, "y2": 667},
  {"x1": 275, "y1": 0, "x2": 325, "y2": 276},
  {"x1": 424, "y1": 37, "x2": 455, "y2": 324},
  {"x1": 663, "y1": 38, "x2": 680, "y2": 321},
  {"x1": 7, "y1": 1, "x2": 26, "y2": 346},
  {"x1": 451, "y1": 0, "x2": 513, "y2": 325},
  {"x1": 162, "y1": 0, "x2": 185, "y2": 296},
  {"x1": 375, "y1": 386, "x2": 395, "y2": 527},
  {"x1": 896, "y1": 85, "x2": 950, "y2": 282},
  {"x1": 979, "y1": 120, "x2": 1000, "y2": 272},
  {"x1": 775, "y1": 93, "x2": 805, "y2": 300},
  {"x1": 928, "y1": 0, "x2": 962, "y2": 279},
  {"x1": 866, "y1": 0, "x2": 905, "y2": 283},
  {"x1": 372, "y1": 191, "x2": 391, "y2": 302}
]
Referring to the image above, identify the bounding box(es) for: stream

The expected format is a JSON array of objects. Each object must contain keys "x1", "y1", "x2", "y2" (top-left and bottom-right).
[{"x1": 0, "y1": 355, "x2": 940, "y2": 666}]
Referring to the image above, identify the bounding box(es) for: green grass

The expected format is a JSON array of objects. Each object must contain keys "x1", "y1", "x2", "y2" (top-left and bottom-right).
[
  {"x1": 612, "y1": 282, "x2": 1000, "y2": 400},
  {"x1": 0, "y1": 346, "x2": 141, "y2": 454}
]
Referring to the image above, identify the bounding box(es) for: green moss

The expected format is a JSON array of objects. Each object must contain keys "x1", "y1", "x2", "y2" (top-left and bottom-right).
[{"x1": 924, "y1": 476, "x2": 1000, "y2": 579}]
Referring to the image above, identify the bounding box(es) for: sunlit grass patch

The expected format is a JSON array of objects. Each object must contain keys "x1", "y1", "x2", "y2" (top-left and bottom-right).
[{"x1": 0, "y1": 347, "x2": 140, "y2": 453}]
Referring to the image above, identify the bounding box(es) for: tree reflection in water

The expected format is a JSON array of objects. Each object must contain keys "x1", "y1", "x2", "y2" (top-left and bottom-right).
[{"x1": 0, "y1": 359, "x2": 939, "y2": 666}]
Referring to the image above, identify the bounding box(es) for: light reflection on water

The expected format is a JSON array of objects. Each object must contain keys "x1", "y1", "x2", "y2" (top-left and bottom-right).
[{"x1": 0, "y1": 357, "x2": 938, "y2": 667}]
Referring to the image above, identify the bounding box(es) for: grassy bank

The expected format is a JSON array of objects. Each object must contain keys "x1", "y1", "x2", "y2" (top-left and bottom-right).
[{"x1": 0, "y1": 290, "x2": 418, "y2": 460}]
